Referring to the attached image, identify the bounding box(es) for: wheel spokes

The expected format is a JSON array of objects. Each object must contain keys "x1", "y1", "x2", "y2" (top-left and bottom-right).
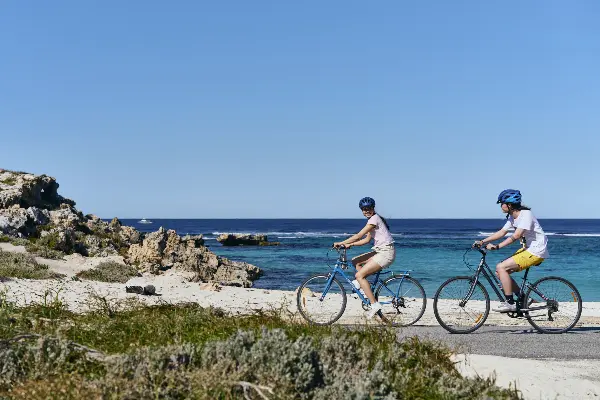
[
  {"x1": 435, "y1": 278, "x2": 488, "y2": 332},
  {"x1": 378, "y1": 277, "x2": 425, "y2": 327},
  {"x1": 298, "y1": 275, "x2": 345, "y2": 325},
  {"x1": 526, "y1": 278, "x2": 581, "y2": 332}
]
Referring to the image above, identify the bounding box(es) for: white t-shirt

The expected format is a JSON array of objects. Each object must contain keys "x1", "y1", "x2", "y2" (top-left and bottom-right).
[
  {"x1": 502, "y1": 210, "x2": 549, "y2": 258},
  {"x1": 367, "y1": 214, "x2": 394, "y2": 247}
]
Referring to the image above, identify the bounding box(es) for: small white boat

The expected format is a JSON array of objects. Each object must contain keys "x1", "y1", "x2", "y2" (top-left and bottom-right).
[{"x1": 138, "y1": 218, "x2": 153, "y2": 224}]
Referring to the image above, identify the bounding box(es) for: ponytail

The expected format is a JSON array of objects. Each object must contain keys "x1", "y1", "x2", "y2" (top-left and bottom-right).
[
  {"x1": 377, "y1": 214, "x2": 390, "y2": 230},
  {"x1": 506, "y1": 203, "x2": 531, "y2": 218}
]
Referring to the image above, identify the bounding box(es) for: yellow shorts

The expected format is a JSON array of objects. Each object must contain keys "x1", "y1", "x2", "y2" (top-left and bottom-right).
[{"x1": 511, "y1": 248, "x2": 544, "y2": 271}]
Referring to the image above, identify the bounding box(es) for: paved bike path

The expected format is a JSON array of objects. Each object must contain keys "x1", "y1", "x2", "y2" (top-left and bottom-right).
[{"x1": 395, "y1": 325, "x2": 600, "y2": 359}]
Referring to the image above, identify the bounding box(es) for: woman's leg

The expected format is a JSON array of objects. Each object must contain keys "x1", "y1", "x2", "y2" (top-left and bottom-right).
[
  {"x1": 355, "y1": 258, "x2": 382, "y2": 304},
  {"x1": 496, "y1": 258, "x2": 521, "y2": 296},
  {"x1": 351, "y1": 251, "x2": 376, "y2": 272}
]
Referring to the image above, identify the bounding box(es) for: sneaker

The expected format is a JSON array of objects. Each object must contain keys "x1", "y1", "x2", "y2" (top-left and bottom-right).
[
  {"x1": 493, "y1": 302, "x2": 517, "y2": 313},
  {"x1": 367, "y1": 302, "x2": 383, "y2": 319}
]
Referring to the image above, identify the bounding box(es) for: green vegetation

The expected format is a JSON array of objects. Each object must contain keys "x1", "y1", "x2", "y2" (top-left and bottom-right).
[
  {"x1": 25, "y1": 237, "x2": 66, "y2": 260},
  {"x1": 0, "y1": 235, "x2": 29, "y2": 247},
  {"x1": 76, "y1": 261, "x2": 139, "y2": 283},
  {"x1": 0, "y1": 296, "x2": 522, "y2": 400},
  {"x1": 0, "y1": 177, "x2": 16, "y2": 186},
  {"x1": 0, "y1": 250, "x2": 64, "y2": 279}
]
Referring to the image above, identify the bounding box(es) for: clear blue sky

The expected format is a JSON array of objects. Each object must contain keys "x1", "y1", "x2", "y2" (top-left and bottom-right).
[{"x1": 1, "y1": 1, "x2": 599, "y2": 219}]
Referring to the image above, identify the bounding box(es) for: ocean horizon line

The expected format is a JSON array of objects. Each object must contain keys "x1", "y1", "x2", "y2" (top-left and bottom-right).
[{"x1": 105, "y1": 217, "x2": 600, "y2": 221}]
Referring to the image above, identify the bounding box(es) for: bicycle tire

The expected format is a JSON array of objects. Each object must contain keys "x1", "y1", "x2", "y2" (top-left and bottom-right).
[
  {"x1": 433, "y1": 276, "x2": 490, "y2": 334},
  {"x1": 375, "y1": 275, "x2": 427, "y2": 327},
  {"x1": 524, "y1": 276, "x2": 582, "y2": 334},
  {"x1": 296, "y1": 274, "x2": 347, "y2": 325}
]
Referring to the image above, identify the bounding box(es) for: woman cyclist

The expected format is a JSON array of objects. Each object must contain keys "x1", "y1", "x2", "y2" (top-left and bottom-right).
[
  {"x1": 475, "y1": 189, "x2": 549, "y2": 312},
  {"x1": 333, "y1": 197, "x2": 395, "y2": 318}
]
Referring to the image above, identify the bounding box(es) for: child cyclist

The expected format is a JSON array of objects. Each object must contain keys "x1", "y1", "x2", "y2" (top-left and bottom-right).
[
  {"x1": 475, "y1": 189, "x2": 549, "y2": 312},
  {"x1": 333, "y1": 197, "x2": 395, "y2": 318}
]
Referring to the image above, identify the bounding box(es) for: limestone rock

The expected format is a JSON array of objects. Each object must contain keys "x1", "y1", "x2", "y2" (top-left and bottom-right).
[
  {"x1": 26, "y1": 207, "x2": 50, "y2": 226},
  {"x1": 0, "y1": 169, "x2": 74, "y2": 209},
  {"x1": 120, "y1": 226, "x2": 142, "y2": 245},
  {"x1": 49, "y1": 204, "x2": 84, "y2": 230},
  {"x1": 109, "y1": 217, "x2": 122, "y2": 230},
  {"x1": 128, "y1": 227, "x2": 168, "y2": 265},
  {"x1": 216, "y1": 233, "x2": 279, "y2": 246},
  {"x1": 0, "y1": 207, "x2": 30, "y2": 236},
  {"x1": 128, "y1": 227, "x2": 262, "y2": 287},
  {"x1": 55, "y1": 228, "x2": 76, "y2": 253}
]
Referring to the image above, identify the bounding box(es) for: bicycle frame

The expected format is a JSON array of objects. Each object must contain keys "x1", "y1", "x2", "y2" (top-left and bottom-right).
[
  {"x1": 466, "y1": 248, "x2": 552, "y2": 312},
  {"x1": 320, "y1": 248, "x2": 412, "y2": 305}
]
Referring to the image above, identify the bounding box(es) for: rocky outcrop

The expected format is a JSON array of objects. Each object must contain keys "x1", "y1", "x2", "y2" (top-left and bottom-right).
[
  {"x1": 0, "y1": 168, "x2": 263, "y2": 287},
  {"x1": 216, "y1": 233, "x2": 280, "y2": 246},
  {"x1": 0, "y1": 205, "x2": 51, "y2": 236},
  {"x1": 129, "y1": 228, "x2": 261, "y2": 287},
  {"x1": 0, "y1": 169, "x2": 75, "y2": 210}
]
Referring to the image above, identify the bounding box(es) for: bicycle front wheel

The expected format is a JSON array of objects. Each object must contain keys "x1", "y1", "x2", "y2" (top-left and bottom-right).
[
  {"x1": 375, "y1": 275, "x2": 426, "y2": 327},
  {"x1": 524, "y1": 276, "x2": 582, "y2": 334},
  {"x1": 296, "y1": 274, "x2": 347, "y2": 325},
  {"x1": 433, "y1": 276, "x2": 490, "y2": 334}
]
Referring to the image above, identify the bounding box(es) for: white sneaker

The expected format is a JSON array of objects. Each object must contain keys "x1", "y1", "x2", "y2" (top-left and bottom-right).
[
  {"x1": 493, "y1": 302, "x2": 517, "y2": 313},
  {"x1": 367, "y1": 302, "x2": 383, "y2": 319}
]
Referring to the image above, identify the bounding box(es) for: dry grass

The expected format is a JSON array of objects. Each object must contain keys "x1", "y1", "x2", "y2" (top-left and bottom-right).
[
  {"x1": 75, "y1": 261, "x2": 140, "y2": 283},
  {"x1": 0, "y1": 250, "x2": 64, "y2": 279}
]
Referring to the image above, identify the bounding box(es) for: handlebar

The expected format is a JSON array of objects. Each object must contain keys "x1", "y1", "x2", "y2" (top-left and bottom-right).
[
  {"x1": 471, "y1": 243, "x2": 488, "y2": 255},
  {"x1": 327, "y1": 245, "x2": 348, "y2": 266}
]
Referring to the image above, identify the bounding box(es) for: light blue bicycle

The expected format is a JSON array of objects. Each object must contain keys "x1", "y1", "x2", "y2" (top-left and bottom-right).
[{"x1": 297, "y1": 246, "x2": 426, "y2": 326}]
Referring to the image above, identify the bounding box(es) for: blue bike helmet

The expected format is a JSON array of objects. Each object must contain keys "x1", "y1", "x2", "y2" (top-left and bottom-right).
[
  {"x1": 359, "y1": 197, "x2": 376, "y2": 209},
  {"x1": 497, "y1": 189, "x2": 522, "y2": 204}
]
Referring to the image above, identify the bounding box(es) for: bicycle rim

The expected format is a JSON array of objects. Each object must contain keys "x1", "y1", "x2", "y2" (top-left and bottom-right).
[
  {"x1": 433, "y1": 276, "x2": 490, "y2": 334},
  {"x1": 376, "y1": 276, "x2": 426, "y2": 327},
  {"x1": 296, "y1": 274, "x2": 347, "y2": 325},
  {"x1": 524, "y1": 276, "x2": 582, "y2": 334}
]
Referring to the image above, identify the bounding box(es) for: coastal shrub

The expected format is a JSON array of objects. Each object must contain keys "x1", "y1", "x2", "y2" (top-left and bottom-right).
[
  {"x1": 0, "y1": 336, "x2": 104, "y2": 390},
  {"x1": 75, "y1": 261, "x2": 140, "y2": 283},
  {"x1": 25, "y1": 230, "x2": 72, "y2": 259},
  {"x1": 0, "y1": 235, "x2": 29, "y2": 246},
  {"x1": 24, "y1": 240, "x2": 65, "y2": 259},
  {"x1": 7, "y1": 374, "x2": 103, "y2": 400},
  {"x1": 0, "y1": 250, "x2": 64, "y2": 279},
  {"x1": 0, "y1": 301, "x2": 521, "y2": 399},
  {"x1": 0, "y1": 177, "x2": 16, "y2": 186}
]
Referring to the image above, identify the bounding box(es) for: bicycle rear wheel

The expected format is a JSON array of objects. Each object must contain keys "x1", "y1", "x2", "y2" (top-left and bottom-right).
[
  {"x1": 524, "y1": 276, "x2": 582, "y2": 334},
  {"x1": 433, "y1": 276, "x2": 490, "y2": 334},
  {"x1": 296, "y1": 274, "x2": 347, "y2": 325},
  {"x1": 375, "y1": 275, "x2": 426, "y2": 327}
]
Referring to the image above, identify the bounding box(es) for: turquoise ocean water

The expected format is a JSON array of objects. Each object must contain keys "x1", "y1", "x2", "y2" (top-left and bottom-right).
[{"x1": 123, "y1": 219, "x2": 600, "y2": 301}]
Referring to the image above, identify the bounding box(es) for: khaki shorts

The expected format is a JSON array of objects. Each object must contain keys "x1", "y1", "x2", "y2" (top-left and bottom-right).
[{"x1": 352, "y1": 244, "x2": 396, "y2": 269}]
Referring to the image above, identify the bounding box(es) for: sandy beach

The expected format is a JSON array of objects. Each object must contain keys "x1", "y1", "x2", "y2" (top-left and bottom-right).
[{"x1": 2, "y1": 242, "x2": 600, "y2": 399}]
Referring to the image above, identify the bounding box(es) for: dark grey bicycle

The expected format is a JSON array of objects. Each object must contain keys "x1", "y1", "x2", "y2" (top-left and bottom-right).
[{"x1": 433, "y1": 245, "x2": 582, "y2": 334}]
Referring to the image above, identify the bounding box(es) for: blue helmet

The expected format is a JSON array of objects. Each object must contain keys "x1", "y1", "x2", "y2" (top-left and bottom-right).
[
  {"x1": 359, "y1": 197, "x2": 376, "y2": 209},
  {"x1": 497, "y1": 189, "x2": 522, "y2": 204}
]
